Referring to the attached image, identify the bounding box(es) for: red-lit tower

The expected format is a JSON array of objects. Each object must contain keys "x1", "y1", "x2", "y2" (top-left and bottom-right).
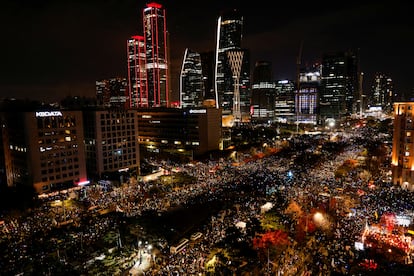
[
  {"x1": 127, "y1": 35, "x2": 147, "y2": 108},
  {"x1": 143, "y1": 2, "x2": 169, "y2": 107}
]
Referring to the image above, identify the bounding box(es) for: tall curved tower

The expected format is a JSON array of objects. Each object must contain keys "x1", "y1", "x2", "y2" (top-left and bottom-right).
[{"x1": 214, "y1": 9, "x2": 249, "y2": 125}]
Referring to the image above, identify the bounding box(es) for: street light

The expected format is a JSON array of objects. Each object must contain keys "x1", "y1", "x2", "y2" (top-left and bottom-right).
[
  {"x1": 138, "y1": 240, "x2": 142, "y2": 264},
  {"x1": 146, "y1": 244, "x2": 153, "y2": 264},
  {"x1": 313, "y1": 212, "x2": 324, "y2": 223},
  {"x1": 313, "y1": 211, "x2": 331, "y2": 230}
]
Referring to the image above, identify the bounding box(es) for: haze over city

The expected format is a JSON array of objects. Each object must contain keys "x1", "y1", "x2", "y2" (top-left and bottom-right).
[{"x1": 0, "y1": 0, "x2": 412, "y2": 102}]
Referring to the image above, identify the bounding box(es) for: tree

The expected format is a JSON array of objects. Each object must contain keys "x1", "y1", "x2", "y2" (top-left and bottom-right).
[{"x1": 260, "y1": 211, "x2": 285, "y2": 231}]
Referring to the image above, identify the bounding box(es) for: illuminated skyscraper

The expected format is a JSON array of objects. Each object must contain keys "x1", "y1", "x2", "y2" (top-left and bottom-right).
[
  {"x1": 143, "y1": 2, "x2": 169, "y2": 107},
  {"x1": 214, "y1": 9, "x2": 250, "y2": 125},
  {"x1": 127, "y1": 35, "x2": 147, "y2": 108},
  {"x1": 200, "y1": 51, "x2": 215, "y2": 103},
  {"x1": 274, "y1": 80, "x2": 296, "y2": 123},
  {"x1": 370, "y1": 72, "x2": 394, "y2": 113},
  {"x1": 251, "y1": 61, "x2": 276, "y2": 123},
  {"x1": 96, "y1": 77, "x2": 129, "y2": 109},
  {"x1": 296, "y1": 64, "x2": 321, "y2": 125},
  {"x1": 180, "y1": 48, "x2": 204, "y2": 108},
  {"x1": 319, "y1": 50, "x2": 359, "y2": 123}
]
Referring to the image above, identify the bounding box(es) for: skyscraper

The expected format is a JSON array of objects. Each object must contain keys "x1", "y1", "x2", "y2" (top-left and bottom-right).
[
  {"x1": 274, "y1": 80, "x2": 296, "y2": 123},
  {"x1": 127, "y1": 35, "x2": 147, "y2": 108},
  {"x1": 143, "y1": 2, "x2": 169, "y2": 107},
  {"x1": 96, "y1": 77, "x2": 129, "y2": 109},
  {"x1": 319, "y1": 50, "x2": 359, "y2": 124},
  {"x1": 251, "y1": 61, "x2": 275, "y2": 123},
  {"x1": 200, "y1": 51, "x2": 215, "y2": 103},
  {"x1": 296, "y1": 64, "x2": 321, "y2": 125},
  {"x1": 214, "y1": 9, "x2": 250, "y2": 126},
  {"x1": 370, "y1": 73, "x2": 394, "y2": 113},
  {"x1": 180, "y1": 48, "x2": 204, "y2": 108}
]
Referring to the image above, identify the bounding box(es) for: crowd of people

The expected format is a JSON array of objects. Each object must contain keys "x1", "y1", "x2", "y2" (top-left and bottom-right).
[{"x1": 1, "y1": 123, "x2": 414, "y2": 275}]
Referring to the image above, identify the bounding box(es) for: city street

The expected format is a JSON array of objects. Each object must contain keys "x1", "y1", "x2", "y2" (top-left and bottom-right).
[{"x1": 1, "y1": 121, "x2": 414, "y2": 275}]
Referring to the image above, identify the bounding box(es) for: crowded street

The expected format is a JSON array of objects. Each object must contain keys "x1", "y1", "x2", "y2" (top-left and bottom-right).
[{"x1": 1, "y1": 121, "x2": 414, "y2": 275}]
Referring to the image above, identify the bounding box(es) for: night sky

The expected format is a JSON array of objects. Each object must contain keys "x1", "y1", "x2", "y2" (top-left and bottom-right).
[{"x1": 0, "y1": 0, "x2": 412, "y2": 103}]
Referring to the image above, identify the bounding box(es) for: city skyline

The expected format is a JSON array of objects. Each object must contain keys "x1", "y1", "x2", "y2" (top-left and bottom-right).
[{"x1": 0, "y1": 0, "x2": 412, "y2": 103}]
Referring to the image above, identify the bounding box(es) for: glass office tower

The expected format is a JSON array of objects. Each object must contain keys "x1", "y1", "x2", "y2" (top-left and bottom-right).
[
  {"x1": 214, "y1": 9, "x2": 250, "y2": 125},
  {"x1": 127, "y1": 35, "x2": 147, "y2": 108},
  {"x1": 251, "y1": 61, "x2": 276, "y2": 123},
  {"x1": 180, "y1": 48, "x2": 204, "y2": 108},
  {"x1": 274, "y1": 80, "x2": 296, "y2": 123},
  {"x1": 96, "y1": 77, "x2": 129, "y2": 109},
  {"x1": 371, "y1": 73, "x2": 394, "y2": 113},
  {"x1": 200, "y1": 51, "x2": 215, "y2": 102},
  {"x1": 143, "y1": 2, "x2": 169, "y2": 107},
  {"x1": 296, "y1": 64, "x2": 321, "y2": 125},
  {"x1": 319, "y1": 50, "x2": 359, "y2": 123}
]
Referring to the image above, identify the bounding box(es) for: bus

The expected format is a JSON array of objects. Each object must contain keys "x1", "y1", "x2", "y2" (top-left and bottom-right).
[
  {"x1": 170, "y1": 238, "x2": 189, "y2": 254},
  {"x1": 190, "y1": 232, "x2": 203, "y2": 241}
]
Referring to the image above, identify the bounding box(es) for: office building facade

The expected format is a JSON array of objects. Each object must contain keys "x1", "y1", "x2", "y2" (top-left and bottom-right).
[
  {"x1": 83, "y1": 109, "x2": 140, "y2": 181},
  {"x1": 127, "y1": 35, "x2": 147, "y2": 108},
  {"x1": 274, "y1": 80, "x2": 296, "y2": 123},
  {"x1": 137, "y1": 107, "x2": 222, "y2": 160},
  {"x1": 251, "y1": 61, "x2": 276, "y2": 123},
  {"x1": 392, "y1": 102, "x2": 414, "y2": 190},
  {"x1": 319, "y1": 50, "x2": 359, "y2": 123},
  {"x1": 1, "y1": 110, "x2": 87, "y2": 194},
  {"x1": 96, "y1": 77, "x2": 129, "y2": 109},
  {"x1": 296, "y1": 64, "x2": 321, "y2": 125},
  {"x1": 143, "y1": 2, "x2": 169, "y2": 107},
  {"x1": 370, "y1": 73, "x2": 394, "y2": 113},
  {"x1": 180, "y1": 48, "x2": 205, "y2": 108},
  {"x1": 200, "y1": 51, "x2": 216, "y2": 102},
  {"x1": 214, "y1": 9, "x2": 250, "y2": 125}
]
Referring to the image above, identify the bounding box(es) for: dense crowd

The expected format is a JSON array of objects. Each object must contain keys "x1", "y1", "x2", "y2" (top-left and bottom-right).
[{"x1": 1, "y1": 124, "x2": 414, "y2": 275}]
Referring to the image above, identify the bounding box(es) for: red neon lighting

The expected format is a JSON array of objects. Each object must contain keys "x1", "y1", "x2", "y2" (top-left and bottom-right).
[
  {"x1": 132, "y1": 35, "x2": 144, "y2": 40},
  {"x1": 163, "y1": 9, "x2": 169, "y2": 107},
  {"x1": 147, "y1": 2, "x2": 162, "y2": 9},
  {"x1": 170, "y1": 101, "x2": 180, "y2": 107}
]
